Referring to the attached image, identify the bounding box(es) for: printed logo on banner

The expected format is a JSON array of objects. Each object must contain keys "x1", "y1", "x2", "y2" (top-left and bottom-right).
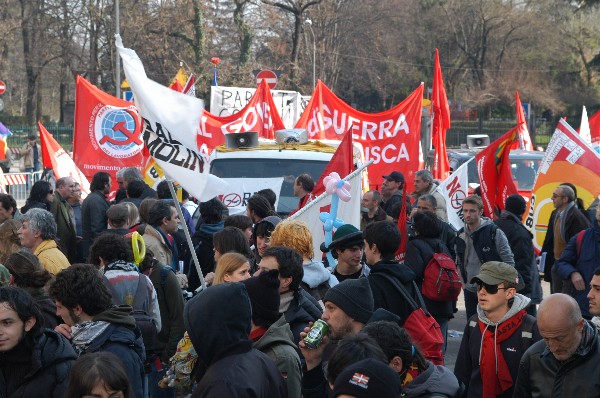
[{"x1": 89, "y1": 104, "x2": 143, "y2": 159}]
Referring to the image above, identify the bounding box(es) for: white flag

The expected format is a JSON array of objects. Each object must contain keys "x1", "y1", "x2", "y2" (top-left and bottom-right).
[
  {"x1": 580, "y1": 106, "x2": 591, "y2": 144},
  {"x1": 289, "y1": 170, "x2": 362, "y2": 261},
  {"x1": 435, "y1": 158, "x2": 472, "y2": 231},
  {"x1": 115, "y1": 35, "x2": 228, "y2": 202}
]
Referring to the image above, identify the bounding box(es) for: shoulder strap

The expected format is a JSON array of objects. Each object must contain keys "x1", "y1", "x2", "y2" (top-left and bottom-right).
[
  {"x1": 576, "y1": 230, "x2": 586, "y2": 257},
  {"x1": 376, "y1": 272, "x2": 429, "y2": 314},
  {"x1": 132, "y1": 274, "x2": 148, "y2": 310}
]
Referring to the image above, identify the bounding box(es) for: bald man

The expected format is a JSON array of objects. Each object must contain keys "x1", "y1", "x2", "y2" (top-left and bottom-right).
[{"x1": 513, "y1": 294, "x2": 600, "y2": 397}]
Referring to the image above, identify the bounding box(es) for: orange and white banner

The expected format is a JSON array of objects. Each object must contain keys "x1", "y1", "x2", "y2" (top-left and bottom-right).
[
  {"x1": 525, "y1": 119, "x2": 600, "y2": 251},
  {"x1": 295, "y1": 81, "x2": 423, "y2": 193},
  {"x1": 39, "y1": 121, "x2": 91, "y2": 197},
  {"x1": 73, "y1": 76, "x2": 143, "y2": 190}
]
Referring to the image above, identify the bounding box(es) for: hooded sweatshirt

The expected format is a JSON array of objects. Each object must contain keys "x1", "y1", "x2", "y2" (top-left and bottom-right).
[
  {"x1": 454, "y1": 294, "x2": 541, "y2": 398},
  {"x1": 456, "y1": 217, "x2": 514, "y2": 292},
  {"x1": 184, "y1": 283, "x2": 286, "y2": 397},
  {"x1": 301, "y1": 260, "x2": 339, "y2": 306},
  {"x1": 401, "y1": 360, "x2": 461, "y2": 398}
]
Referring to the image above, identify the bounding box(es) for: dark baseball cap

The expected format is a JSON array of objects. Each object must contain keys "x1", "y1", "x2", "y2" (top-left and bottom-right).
[
  {"x1": 470, "y1": 261, "x2": 524, "y2": 290},
  {"x1": 383, "y1": 171, "x2": 404, "y2": 183}
]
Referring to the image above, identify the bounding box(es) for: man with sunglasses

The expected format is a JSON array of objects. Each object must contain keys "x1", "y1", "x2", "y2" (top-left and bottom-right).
[{"x1": 454, "y1": 261, "x2": 541, "y2": 398}]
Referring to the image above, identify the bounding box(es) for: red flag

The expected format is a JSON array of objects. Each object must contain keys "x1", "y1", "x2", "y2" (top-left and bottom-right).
[
  {"x1": 590, "y1": 110, "x2": 600, "y2": 147},
  {"x1": 475, "y1": 126, "x2": 519, "y2": 217},
  {"x1": 168, "y1": 79, "x2": 184, "y2": 92},
  {"x1": 312, "y1": 131, "x2": 354, "y2": 198},
  {"x1": 431, "y1": 48, "x2": 451, "y2": 180},
  {"x1": 73, "y1": 76, "x2": 143, "y2": 191},
  {"x1": 395, "y1": 189, "x2": 408, "y2": 261},
  {"x1": 39, "y1": 121, "x2": 91, "y2": 196},
  {"x1": 510, "y1": 91, "x2": 533, "y2": 150}
]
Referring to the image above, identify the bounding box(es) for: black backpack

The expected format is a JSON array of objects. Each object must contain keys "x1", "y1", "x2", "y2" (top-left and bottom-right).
[{"x1": 103, "y1": 274, "x2": 159, "y2": 354}]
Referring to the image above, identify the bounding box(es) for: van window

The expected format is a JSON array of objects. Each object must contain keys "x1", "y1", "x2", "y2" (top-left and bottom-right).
[{"x1": 210, "y1": 158, "x2": 329, "y2": 214}]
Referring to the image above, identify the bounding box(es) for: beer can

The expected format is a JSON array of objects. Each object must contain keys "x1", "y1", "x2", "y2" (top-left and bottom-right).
[{"x1": 304, "y1": 319, "x2": 329, "y2": 349}]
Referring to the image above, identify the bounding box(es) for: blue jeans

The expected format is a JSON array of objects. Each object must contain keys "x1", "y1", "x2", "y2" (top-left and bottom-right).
[
  {"x1": 464, "y1": 288, "x2": 478, "y2": 320},
  {"x1": 147, "y1": 358, "x2": 175, "y2": 398}
]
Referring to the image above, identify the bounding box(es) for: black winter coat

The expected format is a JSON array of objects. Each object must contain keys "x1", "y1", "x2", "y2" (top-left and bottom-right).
[
  {"x1": 284, "y1": 289, "x2": 323, "y2": 345},
  {"x1": 367, "y1": 259, "x2": 419, "y2": 323},
  {"x1": 404, "y1": 237, "x2": 454, "y2": 320},
  {"x1": 0, "y1": 330, "x2": 77, "y2": 398},
  {"x1": 185, "y1": 283, "x2": 287, "y2": 397},
  {"x1": 81, "y1": 190, "x2": 110, "y2": 257}
]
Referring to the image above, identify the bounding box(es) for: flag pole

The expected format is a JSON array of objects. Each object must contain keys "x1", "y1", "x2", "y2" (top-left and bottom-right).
[
  {"x1": 289, "y1": 160, "x2": 373, "y2": 220},
  {"x1": 164, "y1": 176, "x2": 206, "y2": 292}
]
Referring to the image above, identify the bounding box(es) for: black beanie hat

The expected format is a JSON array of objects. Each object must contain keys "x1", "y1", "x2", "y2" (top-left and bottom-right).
[
  {"x1": 323, "y1": 278, "x2": 374, "y2": 324},
  {"x1": 505, "y1": 194, "x2": 526, "y2": 216},
  {"x1": 242, "y1": 269, "x2": 281, "y2": 325},
  {"x1": 332, "y1": 358, "x2": 402, "y2": 398}
]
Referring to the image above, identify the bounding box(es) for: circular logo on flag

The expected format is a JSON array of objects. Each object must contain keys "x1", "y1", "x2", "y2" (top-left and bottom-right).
[{"x1": 89, "y1": 105, "x2": 143, "y2": 159}]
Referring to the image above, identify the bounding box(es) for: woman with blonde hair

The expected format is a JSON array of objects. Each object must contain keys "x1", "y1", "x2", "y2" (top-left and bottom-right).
[
  {"x1": 209, "y1": 252, "x2": 251, "y2": 285},
  {"x1": 270, "y1": 219, "x2": 338, "y2": 304},
  {"x1": 0, "y1": 219, "x2": 22, "y2": 263},
  {"x1": 122, "y1": 201, "x2": 140, "y2": 229}
]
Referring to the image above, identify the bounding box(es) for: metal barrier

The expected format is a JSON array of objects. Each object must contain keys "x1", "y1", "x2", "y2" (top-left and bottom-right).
[{"x1": 4, "y1": 171, "x2": 44, "y2": 207}]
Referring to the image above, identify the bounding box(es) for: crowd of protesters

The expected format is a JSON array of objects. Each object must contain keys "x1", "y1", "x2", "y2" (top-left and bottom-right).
[{"x1": 0, "y1": 167, "x2": 599, "y2": 398}]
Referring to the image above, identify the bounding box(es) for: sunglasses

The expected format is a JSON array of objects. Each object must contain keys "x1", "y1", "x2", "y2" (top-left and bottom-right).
[{"x1": 475, "y1": 281, "x2": 508, "y2": 295}]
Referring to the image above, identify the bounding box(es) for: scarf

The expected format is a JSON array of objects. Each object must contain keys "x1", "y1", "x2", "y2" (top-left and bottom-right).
[
  {"x1": 153, "y1": 226, "x2": 179, "y2": 271},
  {"x1": 71, "y1": 320, "x2": 110, "y2": 355},
  {"x1": 249, "y1": 327, "x2": 268, "y2": 342},
  {"x1": 478, "y1": 309, "x2": 526, "y2": 398}
]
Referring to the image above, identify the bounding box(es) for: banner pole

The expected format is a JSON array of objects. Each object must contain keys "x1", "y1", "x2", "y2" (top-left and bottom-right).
[
  {"x1": 288, "y1": 160, "x2": 373, "y2": 219},
  {"x1": 164, "y1": 176, "x2": 206, "y2": 292}
]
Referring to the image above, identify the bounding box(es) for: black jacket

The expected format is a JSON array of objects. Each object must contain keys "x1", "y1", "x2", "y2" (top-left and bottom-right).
[
  {"x1": 404, "y1": 237, "x2": 454, "y2": 319},
  {"x1": 81, "y1": 190, "x2": 110, "y2": 257},
  {"x1": 185, "y1": 283, "x2": 287, "y2": 397},
  {"x1": 0, "y1": 330, "x2": 77, "y2": 398},
  {"x1": 86, "y1": 306, "x2": 146, "y2": 398},
  {"x1": 188, "y1": 224, "x2": 222, "y2": 292},
  {"x1": 541, "y1": 205, "x2": 591, "y2": 282},
  {"x1": 367, "y1": 259, "x2": 419, "y2": 323},
  {"x1": 495, "y1": 210, "x2": 542, "y2": 303},
  {"x1": 284, "y1": 289, "x2": 323, "y2": 345},
  {"x1": 513, "y1": 320, "x2": 600, "y2": 397}
]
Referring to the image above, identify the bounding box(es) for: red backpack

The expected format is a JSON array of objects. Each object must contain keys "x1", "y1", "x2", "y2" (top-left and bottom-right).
[
  {"x1": 377, "y1": 273, "x2": 445, "y2": 365},
  {"x1": 419, "y1": 243, "x2": 461, "y2": 302}
]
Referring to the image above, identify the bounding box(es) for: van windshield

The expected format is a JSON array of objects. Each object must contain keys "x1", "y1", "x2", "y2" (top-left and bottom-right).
[{"x1": 210, "y1": 158, "x2": 329, "y2": 214}]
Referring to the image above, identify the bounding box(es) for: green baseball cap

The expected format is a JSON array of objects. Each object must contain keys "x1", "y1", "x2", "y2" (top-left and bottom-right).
[{"x1": 470, "y1": 261, "x2": 524, "y2": 291}]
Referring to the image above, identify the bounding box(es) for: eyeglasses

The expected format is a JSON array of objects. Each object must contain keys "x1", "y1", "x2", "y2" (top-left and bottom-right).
[{"x1": 475, "y1": 281, "x2": 508, "y2": 294}]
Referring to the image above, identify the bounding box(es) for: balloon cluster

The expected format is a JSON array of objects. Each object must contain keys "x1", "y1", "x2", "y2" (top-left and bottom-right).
[{"x1": 319, "y1": 172, "x2": 352, "y2": 266}]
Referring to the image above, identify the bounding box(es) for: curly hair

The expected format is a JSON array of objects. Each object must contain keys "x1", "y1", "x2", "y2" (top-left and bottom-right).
[
  {"x1": 25, "y1": 180, "x2": 53, "y2": 204},
  {"x1": 362, "y1": 321, "x2": 428, "y2": 376},
  {"x1": 0, "y1": 219, "x2": 22, "y2": 263},
  {"x1": 89, "y1": 172, "x2": 111, "y2": 192},
  {"x1": 213, "y1": 252, "x2": 250, "y2": 285},
  {"x1": 22, "y1": 208, "x2": 57, "y2": 240},
  {"x1": 213, "y1": 227, "x2": 252, "y2": 259},
  {"x1": 270, "y1": 220, "x2": 313, "y2": 260},
  {"x1": 0, "y1": 193, "x2": 17, "y2": 216},
  {"x1": 4, "y1": 250, "x2": 51, "y2": 290},
  {"x1": 48, "y1": 264, "x2": 112, "y2": 316},
  {"x1": 88, "y1": 233, "x2": 133, "y2": 266}
]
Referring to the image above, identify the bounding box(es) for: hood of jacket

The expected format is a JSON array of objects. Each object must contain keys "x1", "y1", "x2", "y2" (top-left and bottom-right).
[
  {"x1": 92, "y1": 305, "x2": 137, "y2": 330},
  {"x1": 284, "y1": 289, "x2": 323, "y2": 324},
  {"x1": 402, "y1": 361, "x2": 461, "y2": 397},
  {"x1": 369, "y1": 260, "x2": 416, "y2": 284},
  {"x1": 184, "y1": 283, "x2": 253, "y2": 368},
  {"x1": 253, "y1": 315, "x2": 297, "y2": 352},
  {"x1": 303, "y1": 261, "x2": 338, "y2": 288},
  {"x1": 29, "y1": 329, "x2": 77, "y2": 376},
  {"x1": 477, "y1": 293, "x2": 531, "y2": 326}
]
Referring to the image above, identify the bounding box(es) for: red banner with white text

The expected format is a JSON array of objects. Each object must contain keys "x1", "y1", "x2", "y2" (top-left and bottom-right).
[
  {"x1": 73, "y1": 76, "x2": 143, "y2": 190},
  {"x1": 197, "y1": 80, "x2": 286, "y2": 156},
  {"x1": 295, "y1": 81, "x2": 424, "y2": 192}
]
